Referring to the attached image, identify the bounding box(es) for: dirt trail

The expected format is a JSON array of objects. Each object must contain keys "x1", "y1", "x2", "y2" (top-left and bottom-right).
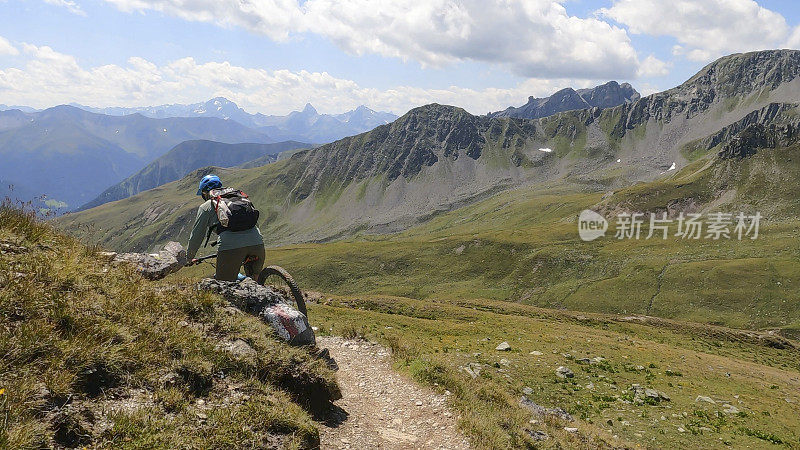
[{"x1": 317, "y1": 336, "x2": 472, "y2": 450}]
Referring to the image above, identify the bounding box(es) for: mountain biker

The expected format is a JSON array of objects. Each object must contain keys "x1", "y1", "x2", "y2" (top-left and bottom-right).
[{"x1": 186, "y1": 174, "x2": 265, "y2": 281}]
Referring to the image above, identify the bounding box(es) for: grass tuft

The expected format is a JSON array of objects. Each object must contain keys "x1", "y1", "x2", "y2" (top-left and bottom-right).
[{"x1": 0, "y1": 204, "x2": 338, "y2": 448}]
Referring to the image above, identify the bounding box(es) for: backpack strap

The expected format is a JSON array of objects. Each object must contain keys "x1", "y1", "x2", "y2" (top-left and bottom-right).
[
  {"x1": 203, "y1": 225, "x2": 214, "y2": 248},
  {"x1": 204, "y1": 192, "x2": 224, "y2": 247}
]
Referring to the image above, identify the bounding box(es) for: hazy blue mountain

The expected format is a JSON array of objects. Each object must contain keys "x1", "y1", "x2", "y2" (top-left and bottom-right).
[
  {"x1": 76, "y1": 98, "x2": 398, "y2": 144},
  {"x1": 80, "y1": 139, "x2": 310, "y2": 211},
  {"x1": 0, "y1": 109, "x2": 33, "y2": 132},
  {"x1": 74, "y1": 98, "x2": 256, "y2": 127},
  {"x1": 489, "y1": 81, "x2": 640, "y2": 118},
  {"x1": 0, "y1": 104, "x2": 39, "y2": 113},
  {"x1": 0, "y1": 105, "x2": 272, "y2": 208}
]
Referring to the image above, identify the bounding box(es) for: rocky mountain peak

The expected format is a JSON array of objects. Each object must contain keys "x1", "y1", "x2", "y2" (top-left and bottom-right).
[
  {"x1": 678, "y1": 49, "x2": 800, "y2": 96},
  {"x1": 302, "y1": 103, "x2": 318, "y2": 115},
  {"x1": 577, "y1": 81, "x2": 641, "y2": 108},
  {"x1": 489, "y1": 82, "x2": 640, "y2": 119}
]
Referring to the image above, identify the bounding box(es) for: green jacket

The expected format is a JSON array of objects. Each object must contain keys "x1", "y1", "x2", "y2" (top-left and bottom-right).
[{"x1": 186, "y1": 199, "x2": 263, "y2": 259}]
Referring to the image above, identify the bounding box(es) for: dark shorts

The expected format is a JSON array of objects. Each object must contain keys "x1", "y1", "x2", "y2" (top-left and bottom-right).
[{"x1": 215, "y1": 244, "x2": 265, "y2": 281}]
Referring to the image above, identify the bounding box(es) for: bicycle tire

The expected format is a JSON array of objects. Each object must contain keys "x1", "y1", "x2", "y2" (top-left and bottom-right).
[{"x1": 257, "y1": 265, "x2": 307, "y2": 317}]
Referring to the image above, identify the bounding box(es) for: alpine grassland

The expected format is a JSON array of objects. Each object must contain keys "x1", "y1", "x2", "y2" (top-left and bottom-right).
[
  {"x1": 50, "y1": 50, "x2": 800, "y2": 449},
  {"x1": 302, "y1": 293, "x2": 800, "y2": 448},
  {"x1": 0, "y1": 202, "x2": 339, "y2": 448},
  {"x1": 176, "y1": 145, "x2": 800, "y2": 447},
  {"x1": 226, "y1": 143, "x2": 800, "y2": 332}
]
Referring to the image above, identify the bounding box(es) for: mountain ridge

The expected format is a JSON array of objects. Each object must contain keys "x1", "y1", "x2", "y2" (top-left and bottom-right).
[
  {"x1": 75, "y1": 98, "x2": 398, "y2": 144},
  {"x1": 58, "y1": 49, "x2": 800, "y2": 249},
  {"x1": 78, "y1": 140, "x2": 311, "y2": 211},
  {"x1": 488, "y1": 81, "x2": 640, "y2": 119},
  {"x1": 0, "y1": 105, "x2": 273, "y2": 208}
]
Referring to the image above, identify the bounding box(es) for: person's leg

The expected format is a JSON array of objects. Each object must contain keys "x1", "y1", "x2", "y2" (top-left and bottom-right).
[
  {"x1": 215, "y1": 247, "x2": 247, "y2": 281},
  {"x1": 243, "y1": 245, "x2": 265, "y2": 279}
]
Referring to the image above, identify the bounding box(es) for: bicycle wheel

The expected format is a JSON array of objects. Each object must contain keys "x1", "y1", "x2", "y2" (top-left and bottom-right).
[{"x1": 257, "y1": 265, "x2": 307, "y2": 317}]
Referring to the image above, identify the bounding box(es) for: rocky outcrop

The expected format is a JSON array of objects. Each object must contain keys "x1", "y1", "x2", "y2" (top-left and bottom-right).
[
  {"x1": 603, "y1": 50, "x2": 800, "y2": 137},
  {"x1": 490, "y1": 81, "x2": 639, "y2": 119},
  {"x1": 703, "y1": 103, "x2": 800, "y2": 150},
  {"x1": 287, "y1": 104, "x2": 491, "y2": 200},
  {"x1": 717, "y1": 123, "x2": 800, "y2": 159},
  {"x1": 198, "y1": 278, "x2": 316, "y2": 346},
  {"x1": 577, "y1": 81, "x2": 641, "y2": 109},
  {"x1": 519, "y1": 396, "x2": 574, "y2": 422},
  {"x1": 110, "y1": 241, "x2": 186, "y2": 280}
]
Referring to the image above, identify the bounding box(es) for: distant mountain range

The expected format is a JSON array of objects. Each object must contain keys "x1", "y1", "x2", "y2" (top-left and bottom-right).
[
  {"x1": 0, "y1": 105, "x2": 272, "y2": 209},
  {"x1": 489, "y1": 81, "x2": 640, "y2": 119},
  {"x1": 58, "y1": 50, "x2": 800, "y2": 250},
  {"x1": 0, "y1": 104, "x2": 39, "y2": 113},
  {"x1": 73, "y1": 98, "x2": 398, "y2": 144},
  {"x1": 79, "y1": 140, "x2": 310, "y2": 211}
]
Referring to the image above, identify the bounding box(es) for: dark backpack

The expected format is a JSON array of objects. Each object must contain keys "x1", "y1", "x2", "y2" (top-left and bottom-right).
[{"x1": 208, "y1": 187, "x2": 259, "y2": 234}]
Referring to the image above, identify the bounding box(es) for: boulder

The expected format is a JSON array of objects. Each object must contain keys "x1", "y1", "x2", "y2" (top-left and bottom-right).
[
  {"x1": 217, "y1": 339, "x2": 257, "y2": 358},
  {"x1": 631, "y1": 384, "x2": 669, "y2": 403},
  {"x1": 198, "y1": 278, "x2": 315, "y2": 346},
  {"x1": 555, "y1": 366, "x2": 574, "y2": 379},
  {"x1": 695, "y1": 395, "x2": 716, "y2": 404},
  {"x1": 461, "y1": 362, "x2": 483, "y2": 379},
  {"x1": 722, "y1": 404, "x2": 740, "y2": 414},
  {"x1": 112, "y1": 241, "x2": 187, "y2": 280},
  {"x1": 520, "y1": 396, "x2": 574, "y2": 421},
  {"x1": 522, "y1": 386, "x2": 534, "y2": 395},
  {"x1": 495, "y1": 341, "x2": 511, "y2": 351}
]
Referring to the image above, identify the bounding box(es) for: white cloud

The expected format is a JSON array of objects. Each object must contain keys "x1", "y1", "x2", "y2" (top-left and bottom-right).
[
  {"x1": 0, "y1": 43, "x2": 599, "y2": 115},
  {"x1": 636, "y1": 54, "x2": 670, "y2": 77},
  {"x1": 0, "y1": 36, "x2": 18, "y2": 56},
  {"x1": 601, "y1": 0, "x2": 790, "y2": 62},
  {"x1": 43, "y1": 0, "x2": 86, "y2": 16},
  {"x1": 103, "y1": 0, "x2": 304, "y2": 41},
  {"x1": 787, "y1": 26, "x2": 800, "y2": 48},
  {"x1": 102, "y1": 0, "x2": 643, "y2": 79},
  {"x1": 636, "y1": 82, "x2": 664, "y2": 96}
]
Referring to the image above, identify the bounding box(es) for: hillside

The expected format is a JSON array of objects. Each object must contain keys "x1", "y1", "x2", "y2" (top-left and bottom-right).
[
  {"x1": 303, "y1": 292, "x2": 800, "y2": 448},
  {"x1": 488, "y1": 81, "x2": 640, "y2": 118},
  {"x1": 62, "y1": 50, "x2": 800, "y2": 246},
  {"x1": 10, "y1": 201, "x2": 800, "y2": 449},
  {"x1": 0, "y1": 203, "x2": 339, "y2": 448},
  {"x1": 79, "y1": 140, "x2": 310, "y2": 211},
  {"x1": 0, "y1": 106, "x2": 272, "y2": 209}
]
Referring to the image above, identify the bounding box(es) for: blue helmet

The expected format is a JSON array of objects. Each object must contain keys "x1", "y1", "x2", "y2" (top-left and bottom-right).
[{"x1": 197, "y1": 174, "x2": 222, "y2": 195}]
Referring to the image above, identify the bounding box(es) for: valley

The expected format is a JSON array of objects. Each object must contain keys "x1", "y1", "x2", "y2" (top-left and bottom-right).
[{"x1": 14, "y1": 48, "x2": 800, "y2": 449}]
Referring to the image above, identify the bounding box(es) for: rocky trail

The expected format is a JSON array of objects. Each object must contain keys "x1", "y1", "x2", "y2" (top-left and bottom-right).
[{"x1": 318, "y1": 336, "x2": 472, "y2": 450}]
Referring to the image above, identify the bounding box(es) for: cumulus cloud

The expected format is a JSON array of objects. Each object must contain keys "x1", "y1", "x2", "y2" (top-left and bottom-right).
[
  {"x1": 0, "y1": 36, "x2": 18, "y2": 56},
  {"x1": 636, "y1": 54, "x2": 670, "y2": 77},
  {"x1": 600, "y1": 0, "x2": 790, "y2": 61},
  {"x1": 101, "y1": 0, "x2": 643, "y2": 79},
  {"x1": 0, "y1": 43, "x2": 599, "y2": 115},
  {"x1": 43, "y1": 0, "x2": 86, "y2": 16},
  {"x1": 104, "y1": 0, "x2": 301, "y2": 41},
  {"x1": 787, "y1": 26, "x2": 800, "y2": 48}
]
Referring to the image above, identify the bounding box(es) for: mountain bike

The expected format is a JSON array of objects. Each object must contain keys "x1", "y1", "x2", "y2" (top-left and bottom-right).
[{"x1": 190, "y1": 250, "x2": 307, "y2": 316}]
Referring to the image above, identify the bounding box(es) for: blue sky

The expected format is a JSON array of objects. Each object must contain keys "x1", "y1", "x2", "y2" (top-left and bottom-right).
[{"x1": 0, "y1": 0, "x2": 798, "y2": 115}]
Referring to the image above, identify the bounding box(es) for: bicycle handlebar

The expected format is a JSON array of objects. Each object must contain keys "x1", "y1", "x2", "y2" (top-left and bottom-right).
[
  {"x1": 186, "y1": 253, "x2": 217, "y2": 266},
  {"x1": 186, "y1": 249, "x2": 259, "y2": 267}
]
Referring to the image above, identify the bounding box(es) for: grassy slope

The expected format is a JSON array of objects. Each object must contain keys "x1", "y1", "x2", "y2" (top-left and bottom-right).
[
  {"x1": 208, "y1": 143, "x2": 799, "y2": 333},
  {"x1": 61, "y1": 140, "x2": 800, "y2": 332},
  {"x1": 44, "y1": 143, "x2": 800, "y2": 448},
  {"x1": 307, "y1": 294, "x2": 800, "y2": 449},
  {"x1": 0, "y1": 204, "x2": 338, "y2": 449}
]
